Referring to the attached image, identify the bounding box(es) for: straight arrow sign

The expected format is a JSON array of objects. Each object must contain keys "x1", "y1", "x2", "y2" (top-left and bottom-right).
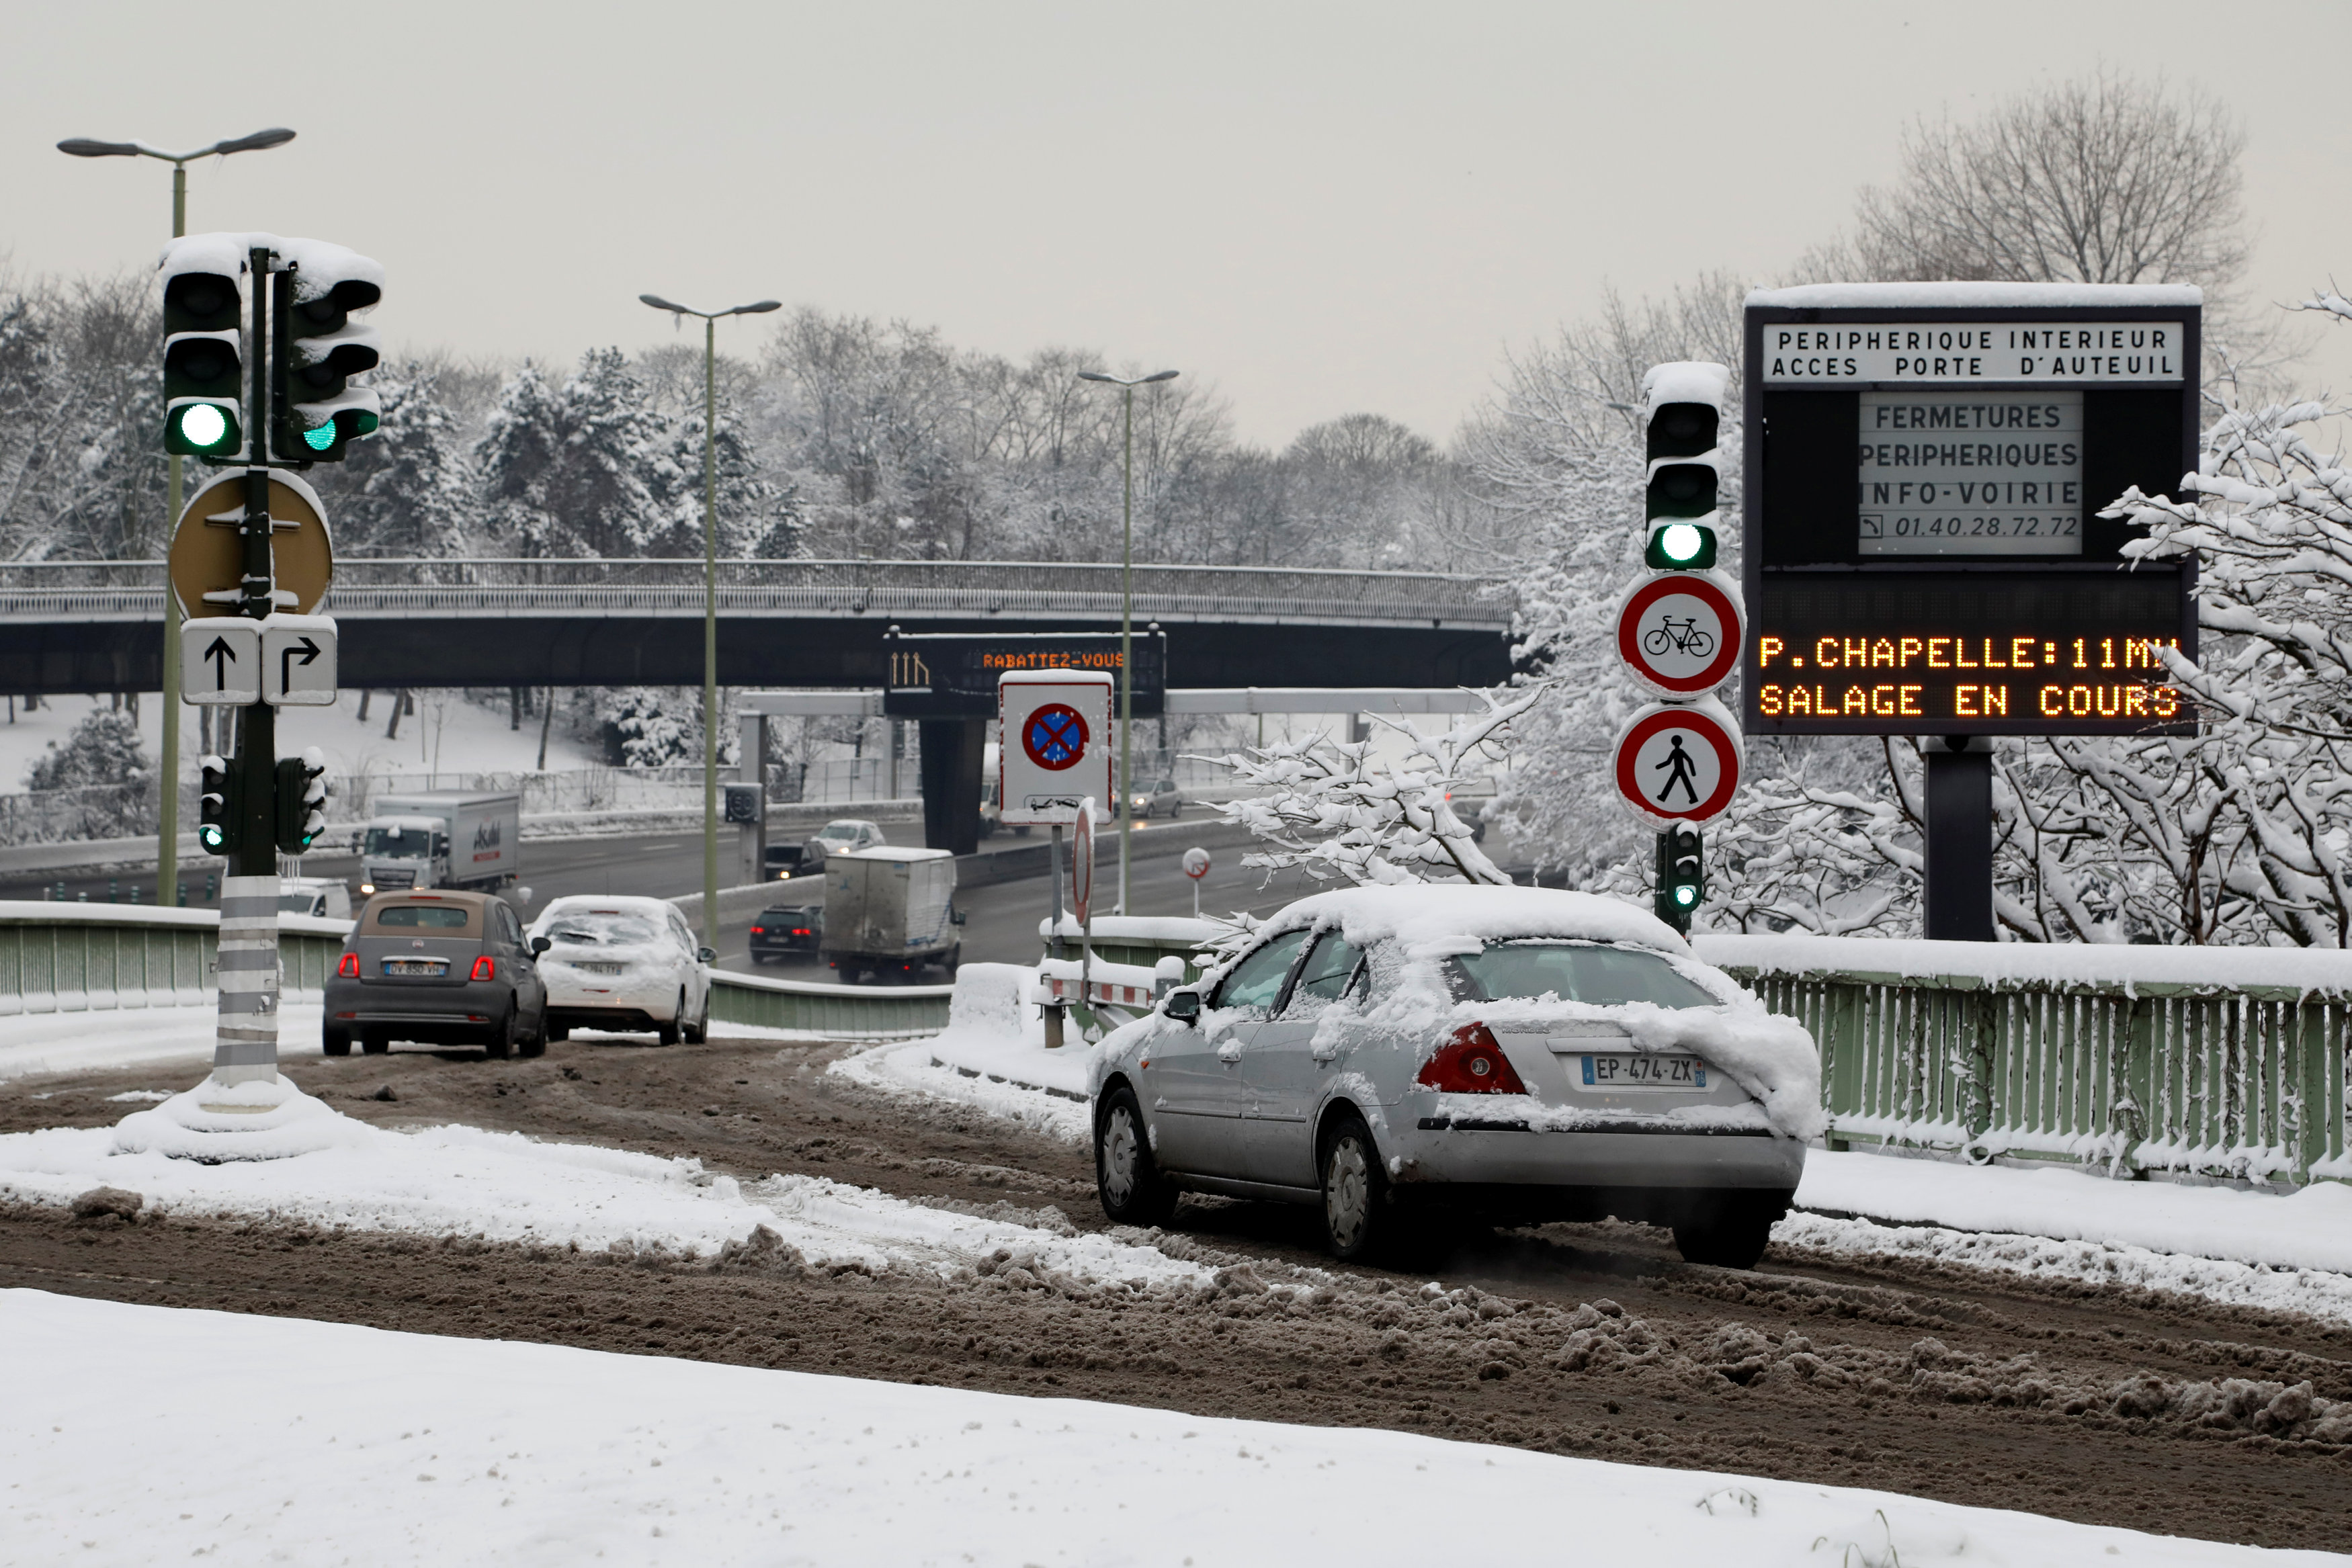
[{"x1": 179, "y1": 619, "x2": 260, "y2": 705}]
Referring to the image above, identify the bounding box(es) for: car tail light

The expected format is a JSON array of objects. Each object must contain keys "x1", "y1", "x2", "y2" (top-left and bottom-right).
[
  {"x1": 749, "y1": 926, "x2": 765, "y2": 935},
  {"x1": 1416, "y1": 1022, "x2": 1528, "y2": 1094},
  {"x1": 791, "y1": 928, "x2": 812, "y2": 937},
  {"x1": 337, "y1": 951, "x2": 359, "y2": 978},
  {"x1": 470, "y1": 955, "x2": 496, "y2": 982}
]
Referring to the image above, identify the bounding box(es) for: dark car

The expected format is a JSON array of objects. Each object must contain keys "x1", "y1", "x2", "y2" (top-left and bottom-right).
[
  {"x1": 323, "y1": 890, "x2": 550, "y2": 1059},
  {"x1": 749, "y1": 904, "x2": 823, "y2": 963}
]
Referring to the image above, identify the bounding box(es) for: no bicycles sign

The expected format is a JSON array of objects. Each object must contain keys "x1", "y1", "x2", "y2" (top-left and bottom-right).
[{"x1": 1615, "y1": 570, "x2": 1742, "y2": 698}]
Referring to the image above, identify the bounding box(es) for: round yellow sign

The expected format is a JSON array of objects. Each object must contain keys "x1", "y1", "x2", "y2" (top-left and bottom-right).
[{"x1": 168, "y1": 470, "x2": 334, "y2": 619}]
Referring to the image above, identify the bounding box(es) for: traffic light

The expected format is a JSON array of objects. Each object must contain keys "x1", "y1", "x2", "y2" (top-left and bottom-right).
[
  {"x1": 1641, "y1": 361, "x2": 1726, "y2": 571},
  {"x1": 161, "y1": 254, "x2": 246, "y2": 460},
  {"x1": 197, "y1": 753, "x2": 241, "y2": 857},
  {"x1": 274, "y1": 242, "x2": 383, "y2": 463},
  {"x1": 1654, "y1": 825, "x2": 1704, "y2": 932},
  {"x1": 274, "y1": 749, "x2": 329, "y2": 854}
]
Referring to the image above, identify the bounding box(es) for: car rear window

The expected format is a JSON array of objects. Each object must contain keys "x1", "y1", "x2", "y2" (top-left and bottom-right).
[
  {"x1": 759, "y1": 907, "x2": 818, "y2": 922},
  {"x1": 542, "y1": 912, "x2": 661, "y2": 946},
  {"x1": 372, "y1": 904, "x2": 473, "y2": 930},
  {"x1": 1448, "y1": 942, "x2": 1718, "y2": 1009}
]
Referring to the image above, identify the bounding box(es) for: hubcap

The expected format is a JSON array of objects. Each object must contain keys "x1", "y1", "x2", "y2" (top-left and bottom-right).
[
  {"x1": 1101, "y1": 1107, "x2": 1140, "y2": 1206},
  {"x1": 1325, "y1": 1135, "x2": 1372, "y2": 1251}
]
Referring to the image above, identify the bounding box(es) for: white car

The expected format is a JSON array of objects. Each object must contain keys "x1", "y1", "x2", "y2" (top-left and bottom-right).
[{"x1": 528, "y1": 896, "x2": 715, "y2": 1046}]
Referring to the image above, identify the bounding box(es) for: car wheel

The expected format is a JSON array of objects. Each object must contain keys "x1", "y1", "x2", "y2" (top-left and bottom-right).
[
  {"x1": 548, "y1": 1022, "x2": 570, "y2": 1043},
  {"x1": 657, "y1": 990, "x2": 683, "y2": 1047},
  {"x1": 1318, "y1": 1112, "x2": 1395, "y2": 1263},
  {"x1": 1095, "y1": 1085, "x2": 1176, "y2": 1227},
  {"x1": 361, "y1": 1031, "x2": 389, "y2": 1056},
  {"x1": 684, "y1": 990, "x2": 710, "y2": 1045},
  {"x1": 1671, "y1": 1194, "x2": 1787, "y2": 1270},
  {"x1": 486, "y1": 1002, "x2": 515, "y2": 1061},
  {"x1": 323, "y1": 1027, "x2": 351, "y2": 1057},
  {"x1": 518, "y1": 1005, "x2": 547, "y2": 1059}
]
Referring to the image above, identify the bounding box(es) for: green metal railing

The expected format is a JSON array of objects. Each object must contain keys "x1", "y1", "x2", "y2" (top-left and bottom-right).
[
  {"x1": 0, "y1": 904, "x2": 346, "y2": 1014},
  {"x1": 710, "y1": 969, "x2": 951, "y2": 1037},
  {"x1": 1698, "y1": 936, "x2": 2352, "y2": 1186}
]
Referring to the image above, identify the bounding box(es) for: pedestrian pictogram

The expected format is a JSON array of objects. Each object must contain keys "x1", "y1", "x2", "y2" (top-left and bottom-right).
[
  {"x1": 1023, "y1": 704, "x2": 1089, "y2": 771},
  {"x1": 1611, "y1": 699, "x2": 1742, "y2": 828},
  {"x1": 1615, "y1": 571, "x2": 1742, "y2": 698}
]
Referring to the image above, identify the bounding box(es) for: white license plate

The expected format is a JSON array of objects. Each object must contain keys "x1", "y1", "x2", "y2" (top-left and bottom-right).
[
  {"x1": 381, "y1": 958, "x2": 448, "y2": 977},
  {"x1": 1579, "y1": 1053, "x2": 1706, "y2": 1090},
  {"x1": 573, "y1": 961, "x2": 624, "y2": 975}
]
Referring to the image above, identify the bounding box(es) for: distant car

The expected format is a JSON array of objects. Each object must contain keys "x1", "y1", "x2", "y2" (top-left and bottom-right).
[
  {"x1": 764, "y1": 842, "x2": 805, "y2": 880},
  {"x1": 799, "y1": 818, "x2": 886, "y2": 872},
  {"x1": 749, "y1": 904, "x2": 823, "y2": 963},
  {"x1": 279, "y1": 876, "x2": 353, "y2": 921},
  {"x1": 1088, "y1": 885, "x2": 1815, "y2": 1268},
  {"x1": 1119, "y1": 777, "x2": 1184, "y2": 820},
  {"x1": 528, "y1": 896, "x2": 715, "y2": 1046},
  {"x1": 324, "y1": 890, "x2": 549, "y2": 1059}
]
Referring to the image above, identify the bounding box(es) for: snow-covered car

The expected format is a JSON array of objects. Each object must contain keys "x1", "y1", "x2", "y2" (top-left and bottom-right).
[
  {"x1": 799, "y1": 819, "x2": 886, "y2": 872},
  {"x1": 279, "y1": 876, "x2": 353, "y2": 920},
  {"x1": 528, "y1": 896, "x2": 716, "y2": 1046},
  {"x1": 324, "y1": 890, "x2": 549, "y2": 1059},
  {"x1": 1087, "y1": 885, "x2": 1820, "y2": 1267}
]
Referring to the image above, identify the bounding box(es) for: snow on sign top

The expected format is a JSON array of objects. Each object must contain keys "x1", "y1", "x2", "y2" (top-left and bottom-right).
[
  {"x1": 1747, "y1": 281, "x2": 2203, "y2": 310},
  {"x1": 158, "y1": 232, "x2": 384, "y2": 295},
  {"x1": 1640, "y1": 360, "x2": 1729, "y2": 410}
]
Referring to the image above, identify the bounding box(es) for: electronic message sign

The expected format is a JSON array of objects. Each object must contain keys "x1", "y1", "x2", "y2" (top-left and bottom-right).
[
  {"x1": 882, "y1": 628, "x2": 1167, "y2": 719},
  {"x1": 1742, "y1": 286, "x2": 2200, "y2": 737}
]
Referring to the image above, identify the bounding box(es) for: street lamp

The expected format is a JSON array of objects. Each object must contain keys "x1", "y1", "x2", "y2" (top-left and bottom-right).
[
  {"x1": 640, "y1": 294, "x2": 783, "y2": 952},
  {"x1": 1076, "y1": 367, "x2": 1178, "y2": 915},
  {"x1": 58, "y1": 127, "x2": 296, "y2": 908}
]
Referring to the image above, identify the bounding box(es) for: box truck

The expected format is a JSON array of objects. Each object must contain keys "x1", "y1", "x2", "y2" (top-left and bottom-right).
[
  {"x1": 819, "y1": 845, "x2": 962, "y2": 981},
  {"x1": 358, "y1": 791, "x2": 523, "y2": 895}
]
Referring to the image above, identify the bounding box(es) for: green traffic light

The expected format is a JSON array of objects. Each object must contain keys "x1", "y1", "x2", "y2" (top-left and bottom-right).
[
  {"x1": 1674, "y1": 883, "x2": 1698, "y2": 908},
  {"x1": 303, "y1": 422, "x2": 336, "y2": 451},
  {"x1": 1661, "y1": 523, "x2": 1703, "y2": 563},
  {"x1": 196, "y1": 823, "x2": 226, "y2": 852},
  {"x1": 180, "y1": 404, "x2": 228, "y2": 447},
  {"x1": 167, "y1": 402, "x2": 239, "y2": 457}
]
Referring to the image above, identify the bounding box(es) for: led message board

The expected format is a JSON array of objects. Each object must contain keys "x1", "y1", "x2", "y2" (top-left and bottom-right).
[
  {"x1": 882, "y1": 628, "x2": 1167, "y2": 720},
  {"x1": 1742, "y1": 286, "x2": 2200, "y2": 737}
]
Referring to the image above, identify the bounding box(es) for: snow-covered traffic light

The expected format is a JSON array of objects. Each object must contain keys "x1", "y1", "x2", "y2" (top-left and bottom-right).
[
  {"x1": 197, "y1": 753, "x2": 241, "y2": 857},
  {"x1": 274, "y1": 750, "x2": 329, "y2": 854},
  {"x1": 161, "y1": 251, "x2": 247, "y2": 460},
  {"x1": 1641, "y1": 361, "x2": 1726, "y2": 571},
  {"x1": 1654, "y1": 824, "x2": 1704, "y2": 932},
  {"x1": 274, "y1": 242, "x2": 382, "y2": 463}
]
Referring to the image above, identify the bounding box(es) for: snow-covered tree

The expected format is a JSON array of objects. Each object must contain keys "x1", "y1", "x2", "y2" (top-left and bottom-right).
[
  {"x1": 1202, "y1": 689, "x2": 1542, "y2": 887},
  {"x1": 307, "y1": 359, "x2": 475, "y2": 564},
  {"x1": 477, "y1": 350, "x2": 671, "y2": 558},
  {"x1": 24, "y1": 707, "x2": 153, "y2": 840}
]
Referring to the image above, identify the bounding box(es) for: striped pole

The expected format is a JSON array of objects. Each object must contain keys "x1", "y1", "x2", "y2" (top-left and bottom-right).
[{"x1": 212, "y1": 873, "x2": 280, "y2": 1086}]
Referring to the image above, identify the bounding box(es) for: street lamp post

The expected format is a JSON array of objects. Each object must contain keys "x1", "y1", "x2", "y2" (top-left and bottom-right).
[
  {"x1": 1076, "y1": 368, "x2": 1178, "y2": 915},
  {"x1": 58, "y1": 127, "x2": 295, "y2": 908},
  {"x1": 639, "y1": 294, "x2": 782, "y2": 952}
]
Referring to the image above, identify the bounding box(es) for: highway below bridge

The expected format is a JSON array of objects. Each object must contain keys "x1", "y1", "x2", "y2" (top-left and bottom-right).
[{"x1": 0, "y1": 557, "x2": 1512, "y2": 693}]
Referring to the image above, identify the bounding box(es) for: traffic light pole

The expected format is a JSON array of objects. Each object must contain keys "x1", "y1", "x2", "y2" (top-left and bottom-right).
[
  {"x1": 159, "y1": 163, "x2": 187, "y2": 911},
  {"x1": 213, "y1": 245, "x2": 284, "y2": 1089}
]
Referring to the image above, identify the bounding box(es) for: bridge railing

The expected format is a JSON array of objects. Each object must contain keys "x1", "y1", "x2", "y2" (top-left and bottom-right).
[
  {"x1": 1697, "y1": 934, "x2": 2352, "y2": 1187},
  {"x1": 0, "y1": 557, "x2": 1512, "y2": 627}
]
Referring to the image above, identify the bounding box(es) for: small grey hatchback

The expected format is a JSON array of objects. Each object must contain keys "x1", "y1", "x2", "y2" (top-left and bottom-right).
[{"x1": 323, "y1": 890, "x2": 550, "y2": 1060}]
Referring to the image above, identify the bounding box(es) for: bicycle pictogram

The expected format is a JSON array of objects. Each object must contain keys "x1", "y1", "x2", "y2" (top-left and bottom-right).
[
  {"x1": 1021, "y1": 703, "x2": 1090, "y2": 771},
  {"x1": 1642, "y1": 615, "x2": 1714, "y2": 659}
]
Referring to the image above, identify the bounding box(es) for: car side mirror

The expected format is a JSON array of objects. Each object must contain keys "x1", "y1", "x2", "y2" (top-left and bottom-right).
[
  {"x1": 950, "y1": 908, "x2": 967, "y2": 926},
  {"x1": 697, "y1": 946, "x2": 717, "y2": 964},
  {"x1": 1164, "y1": 989, "x2": 1202, "y2": 1025},
  {"x1": 530, "y1": 937, "x2": 551, "y2": 956}
]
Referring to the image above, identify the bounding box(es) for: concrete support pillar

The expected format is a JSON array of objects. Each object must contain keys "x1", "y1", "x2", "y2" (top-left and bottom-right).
[{"x1": 919, "y1": 717, "x2": 984, "y2": 856}]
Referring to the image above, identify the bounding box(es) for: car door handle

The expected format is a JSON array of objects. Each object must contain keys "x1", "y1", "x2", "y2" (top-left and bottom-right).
[{"x1": 1216, "y1": 1042, "x2": 1243, "y2": 1064}]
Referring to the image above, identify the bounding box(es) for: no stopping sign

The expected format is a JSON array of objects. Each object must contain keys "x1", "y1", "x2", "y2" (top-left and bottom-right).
[{"x1": 1022, "y1": 703, "x2": 1089, "y2": 770}]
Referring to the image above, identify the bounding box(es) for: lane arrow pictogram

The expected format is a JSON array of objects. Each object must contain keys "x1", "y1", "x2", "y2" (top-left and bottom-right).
[
  {"x1": 280, "y1": 635, "x2": 320, "y2": 693},
  {"x1": 204, "y1": 636, "x2": 237, "y2": 691}
]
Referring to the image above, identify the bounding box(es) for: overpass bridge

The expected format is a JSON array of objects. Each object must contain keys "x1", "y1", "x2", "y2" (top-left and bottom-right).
[{"x1": 0, "y1": 557, "x2": 1513, "y2": 695}]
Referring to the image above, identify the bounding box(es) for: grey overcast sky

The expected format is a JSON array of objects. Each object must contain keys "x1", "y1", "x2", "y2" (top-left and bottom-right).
[{"x1": 5, "y1": 0, "x2": 2346, "y2": 447}]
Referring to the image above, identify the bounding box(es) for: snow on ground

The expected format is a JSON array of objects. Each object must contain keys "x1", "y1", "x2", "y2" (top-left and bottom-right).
[
  {"x1": 7, "y1": 1290, "x2": 2330, "y2": 1568},
  {"x1": 0, "y1": 1097, "x2": 1202, "y2": 1290},
  {"x1": 0, "y1": 689, "x2": 601, "y2": 795},
  {"x1": 829, "y1": 962, "x2": 1097, "y2": 1143}
]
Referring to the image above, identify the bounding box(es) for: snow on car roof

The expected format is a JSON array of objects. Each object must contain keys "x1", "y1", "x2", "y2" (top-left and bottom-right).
[
  {"x1": 1262, "y1": 884, "x2": 1690, "y2": 960},
  {"x1": 837, "y1": 845, "x2": 954, "y2": 862}
]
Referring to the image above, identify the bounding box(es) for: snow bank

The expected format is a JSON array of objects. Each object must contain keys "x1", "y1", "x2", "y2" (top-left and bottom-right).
[
  {"x1": 0, "y1": 1000, "x2": 322, "y2": 1082},
  {"x1": 831, "y1": 961, "x2": 1097, "y2": 1141},
  {"x1": 0, "y1": 1110, "x2": 1197, "y2": 1288},
  {"x1": 1697, "y1": 932, "x2": 2352, "y2": 998},
  {"x1": 5, "y1": 1290, "x2": 2328, "y2": 1568},
  {"x1": 1798, "y1": 1149, "x2": 2352, "y2": 1277}
]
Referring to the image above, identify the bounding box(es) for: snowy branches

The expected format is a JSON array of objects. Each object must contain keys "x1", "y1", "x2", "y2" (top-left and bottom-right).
[{"x1": 1200, "y1": 688, "x2": 1544, "y2": 888}]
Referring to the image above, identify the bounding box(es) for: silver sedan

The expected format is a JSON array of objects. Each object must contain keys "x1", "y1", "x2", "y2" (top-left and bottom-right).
[{"x1": 1087, "y1": 887, "x2": 1812, "y2": 1267}]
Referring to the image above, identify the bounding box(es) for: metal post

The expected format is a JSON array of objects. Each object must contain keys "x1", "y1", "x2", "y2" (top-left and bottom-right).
[
  {"x1": 1924, "y1": 738, "x2": 1994, "y2": 942},
  {"x1": 1118, "y1": 384, "x2": 1134, "y2": 916},
  {"x1": 216, "y1": 247, "x2": 281, "y2": 1088},
  {"x1": 1049, "y1": 825, "x2": 1066, "y2": 959},
  {"x1": 702, "y1": 316, "x2": 720, "y2": 948},
  {"x1": 158, "y1": 161, "x2": 187, "y2": 906}
]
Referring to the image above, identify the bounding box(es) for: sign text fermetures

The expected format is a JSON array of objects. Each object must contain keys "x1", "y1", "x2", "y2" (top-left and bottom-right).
[
  {"x1": 1760, "y1": 321, "x2": 2189, "y2": 384},
  {"x1": 1742, "y1": 287, "x2": 2199, "y2": 738}
]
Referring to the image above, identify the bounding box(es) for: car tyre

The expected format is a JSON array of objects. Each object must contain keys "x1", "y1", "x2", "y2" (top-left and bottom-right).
[
  {"x1": 1671, "y1": 1193, "x2": 1787, "y2": 1270},
  {"x1": 1095, "y1": 1085, "x2": 1176, "y2": 1227},
  {"x1": 518, "y1": 1008, "x2": 547, "y2": 1059},
  {"x1": 322, "y1": 1027, "x2": 352, "y2": 1058},
  {"x1": 657, "y1": 991, "x2": 683, "y2": 1047},
  {"x1": 361, "y1": 1031, "x2": 389, "y2": 1056},
  {"x1": 486, "y1": 1002, "x2": 515, "y2": 1061},
  {"x1": 684, "y1": 990, "x2": 710, "y2": 1045},
  {"x1": 548, "y1": 1022, "x2": 570, "y2": 1043},
  {"x1": 1319, "y1": 1112, "x2": 1396, "y2": 1263}
]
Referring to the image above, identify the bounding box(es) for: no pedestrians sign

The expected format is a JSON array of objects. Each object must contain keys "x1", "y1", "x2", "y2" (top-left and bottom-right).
[{"x1": 1611, "y1": 699, "x2": 1742, "y2": 828}]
